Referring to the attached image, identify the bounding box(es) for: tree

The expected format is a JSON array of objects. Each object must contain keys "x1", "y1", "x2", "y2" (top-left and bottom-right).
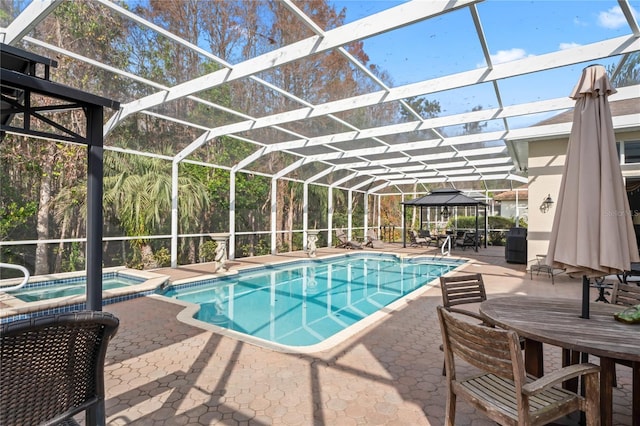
[
  {"x1": 609, "y1": 52, "x2": 640, "y2": 87},
  {"x1": 103, "y1": 150, "x2": 210, "y2": 269},
  {"x1": 463, "y1": 105, "x2": 488, "y2": 135},
  {"x1": 400, "y1": 96, "x2": 441, "y2": 121}
]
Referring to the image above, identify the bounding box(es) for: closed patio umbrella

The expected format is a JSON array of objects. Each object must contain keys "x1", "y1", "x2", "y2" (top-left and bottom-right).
[{"x1": 546, "y1": 64, "x2": 639, "y2": 318}]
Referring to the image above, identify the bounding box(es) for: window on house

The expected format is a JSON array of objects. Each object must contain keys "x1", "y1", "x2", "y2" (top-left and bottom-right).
[{"x1": 624, "y1": 141, "x2": 640, "y2": 164}]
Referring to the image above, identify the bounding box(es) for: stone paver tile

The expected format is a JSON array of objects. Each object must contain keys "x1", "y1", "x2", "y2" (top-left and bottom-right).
[{"x1": 100, "y1": 249, "x2": 634, "y2": 426}]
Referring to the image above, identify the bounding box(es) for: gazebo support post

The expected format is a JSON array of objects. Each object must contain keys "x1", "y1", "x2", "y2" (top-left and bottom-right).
[
  {"x1": 402, "y1": 204, "x2": 407, "y2": 248},
  {"x1": 474, "y1": 205, "x2": 479, "y2": 252},
  {"x1": 86, "y1": 105, "x2": 103, "y2": 312}
]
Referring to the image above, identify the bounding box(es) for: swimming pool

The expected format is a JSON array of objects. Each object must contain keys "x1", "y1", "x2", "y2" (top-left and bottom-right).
[
  {"x1": 7, "y1": 272, "x2": 144, "y2": 302},
  {"x1": 0, "y1": 267, "x2": 169, "y2": 323},
  {"x1": 160, "y1": 253, "x2": 466, "y2": 351}
]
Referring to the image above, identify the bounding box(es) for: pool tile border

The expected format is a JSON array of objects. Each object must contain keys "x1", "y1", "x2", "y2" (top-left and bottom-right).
[{"x1": 0, "y1": 268, "x2": 169, "y2": 323}]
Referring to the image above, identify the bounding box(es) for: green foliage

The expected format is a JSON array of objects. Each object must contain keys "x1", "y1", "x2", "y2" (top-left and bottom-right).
[
  {"x1": 447, "y1": 215, "x2": 480, "y2": 230},
  {"x1": 400, "y1": 96, "x2": 441, "y2": 120},
  {"x1": 199, "y1": 240, "x2": 218, "y2": 262},
  {"x1": 62, "y1": 242, "x2": 85, "y2": 272},
  {"x1": 126, "y1": 258, "x2": 144, "y2": 270},
  {"x1": 609, "y1": 52, "x2": 640, "y2": 87},
  {"x1": 488, "y1": 231, "x2": 506, "y2": 246},
  {"x1": 0, "y1": 202, "x2": 37, "y2": 240},
  {"x1": 447, "y1": 215, "x2": 527, "y2": 230},
  {"x1": 154, "y1": 247, "x2": 171, "y2": 267}
]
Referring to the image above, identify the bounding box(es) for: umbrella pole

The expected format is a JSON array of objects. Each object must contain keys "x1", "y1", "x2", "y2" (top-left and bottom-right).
[{"x1": 581, "y1": 275, "x2": 590, "y2": 319}]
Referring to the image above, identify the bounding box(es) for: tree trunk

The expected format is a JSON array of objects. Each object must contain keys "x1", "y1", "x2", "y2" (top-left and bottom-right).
[
  {"x1": 249, "y1": 211, "x2": 255, "y2": 256},
  {"x1": 188, "y1": 238, "x2": 196, "y2": 264},
  {"x1": 55, "y1": 215, "x2": 69, "y2": 273},
  {"x1": 287, "y1": 186, "x2": 294, "y2": 252},
  {"x1": 140, "y1": 243, "x2": 157, "y2": 270},
  {"x1": 35, "y1": 147, "x2": 54, "y2": 275}
]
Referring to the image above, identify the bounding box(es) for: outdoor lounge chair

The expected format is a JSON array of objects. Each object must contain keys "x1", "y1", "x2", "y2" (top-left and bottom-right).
[
  {"x1": 0, "y1": 311, "x2": 120, "y2": 426},
  {"x1": 409, "y1": 230, "x2": 429, "y2": 247},
  {"x1": 437, "y1": 306, "x2": 601, "y2": 426},
  {"x1": 529, "y1": 254, "x2": 565, "y2": 284},
  {"x1": 335, "y1": 229, "x2": 363, "y2": 249},
  {"x1": 365, "y1": 229, "x2": 385, "y2": 249},
  {"x1": 454, "y1": 231, "x2": 476, "y2": 250}
]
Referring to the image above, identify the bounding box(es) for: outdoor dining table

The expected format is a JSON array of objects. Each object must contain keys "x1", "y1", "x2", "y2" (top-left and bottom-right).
[{"x1": 479, "y1": 296, "x2": 640, "y2": 426}]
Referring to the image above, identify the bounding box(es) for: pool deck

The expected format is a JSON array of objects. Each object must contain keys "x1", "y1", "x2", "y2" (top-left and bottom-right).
[{"x1": 97, "y1": 243, "x2": 635, "y2": 425}]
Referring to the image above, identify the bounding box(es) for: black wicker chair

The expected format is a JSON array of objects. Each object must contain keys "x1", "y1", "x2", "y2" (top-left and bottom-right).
[{"x1": 1, "y1": 311, "x2": 119, "y2": 426}]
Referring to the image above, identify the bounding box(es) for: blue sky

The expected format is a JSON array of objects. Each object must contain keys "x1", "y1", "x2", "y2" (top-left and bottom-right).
[{"x1": 329, "y1": 0, "x2": 638, "y2": 121}]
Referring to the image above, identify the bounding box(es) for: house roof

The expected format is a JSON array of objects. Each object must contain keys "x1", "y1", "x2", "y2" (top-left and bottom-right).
[
  {"x1": 534, "y1": 98, "x2": 640, "y2": 127},
  {"x1": 493, "y1": 189, "x2": 528, "y2": 201}
]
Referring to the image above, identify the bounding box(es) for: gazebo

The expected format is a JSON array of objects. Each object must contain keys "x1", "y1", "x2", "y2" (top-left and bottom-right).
[
  {"x1": 1, "y1": 43, "x2": 120, "y2": 310},
  {"x1": 402, "y1": 189, "x2": 487, "y2": 251}
]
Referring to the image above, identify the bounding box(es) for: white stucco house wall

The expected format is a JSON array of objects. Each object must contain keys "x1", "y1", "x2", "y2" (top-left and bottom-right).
[{"x1": 506, "y1": 98, "x2": 640, "y2": 264}]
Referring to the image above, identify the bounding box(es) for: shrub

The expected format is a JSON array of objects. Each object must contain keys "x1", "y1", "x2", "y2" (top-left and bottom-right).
[
  {"x1": 199, "y1": 240, "x2": 218, "y2": 262},
  {"x1": 154, "y1": 247, "x2": 171, "y2": 267},
  {"x1": 447, "y1": 215, "x2": 527, "y2": 230}
]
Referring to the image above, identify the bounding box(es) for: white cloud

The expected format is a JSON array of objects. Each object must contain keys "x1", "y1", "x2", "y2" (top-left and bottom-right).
[
  {"x1": 490, "y1": 48, "x2": 530, "y2": 64},
  {"x1": 598, "y1": 6, "x2": 628, "y2": 29},
  {"x1": 559, "y1": 42, "x2": 581, "y2": 50},
  {"x1": 476, "y1": 48, "x2": 534, "y2": 68}
]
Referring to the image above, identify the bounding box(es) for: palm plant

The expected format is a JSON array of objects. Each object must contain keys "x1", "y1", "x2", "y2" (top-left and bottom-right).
[{"x1": 103, "y1": 150, "x2": 210, "y2": 268}]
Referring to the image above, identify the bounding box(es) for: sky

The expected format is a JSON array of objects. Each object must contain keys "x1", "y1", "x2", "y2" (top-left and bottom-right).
[{"x1": 328, "y1": 0, "x2": 639, "y2": 123}]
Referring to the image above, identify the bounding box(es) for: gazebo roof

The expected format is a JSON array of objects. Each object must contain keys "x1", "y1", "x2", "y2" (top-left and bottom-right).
[{"x1": 403, "y1": 189, "x2": 486, "y2": 207}]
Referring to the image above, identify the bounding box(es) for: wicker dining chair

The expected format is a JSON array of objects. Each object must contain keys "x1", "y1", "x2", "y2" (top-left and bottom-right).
[
  {"x1": 437, "y1": 306, "x2": 600, "y2": 426},
  {"x1": 0, "y1": 311, "x2": 120, "y2": 426}
]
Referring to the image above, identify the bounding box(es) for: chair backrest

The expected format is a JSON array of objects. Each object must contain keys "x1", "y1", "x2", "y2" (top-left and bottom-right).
[
  {"x1": 439, "y1": 273, "x2": 487, "y2": 308},
  {"x1": 1, "y1": 311, "x2": 119, "y2": 426},
  {"x1": 367, "y1": 229, "x2": 378, "y2": 240},
  {"x1": 463, "y1": 232, "x2": 476, "y2": 244},
  {"x1": 437, "y1": 306, "x2": 522, "y2": 382},
  {"x1": 611, "y1": 281, "x2": 640, "y2": 306},
  {"x1": 335, "y1": 228, "x2": 347, "y2": 242}
]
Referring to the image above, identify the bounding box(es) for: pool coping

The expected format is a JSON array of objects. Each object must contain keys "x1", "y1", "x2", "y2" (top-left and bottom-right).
[
  {"x1": 0, "y1": 266, "x2": 169, "y2": 320},
  {"x1": 156, "y1": 251, "x2": 474, "y2": 354}
]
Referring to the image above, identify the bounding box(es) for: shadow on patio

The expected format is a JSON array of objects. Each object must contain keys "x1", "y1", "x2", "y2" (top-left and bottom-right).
[{"x1": 100, "y1": 246, "x2": 635, "y2": 425}]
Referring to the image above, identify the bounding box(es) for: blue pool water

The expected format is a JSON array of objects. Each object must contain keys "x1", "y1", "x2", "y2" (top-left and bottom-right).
[
  {"x1": 8, "y1": 273, "x2": 144, "y2": 302},
  {"x1": 160, "y1": 254, "x2": 465, "y2": 348}
]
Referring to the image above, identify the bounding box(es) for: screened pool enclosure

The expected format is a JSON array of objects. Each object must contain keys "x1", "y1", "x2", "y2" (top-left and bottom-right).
[{"x1": 1, "y1": 0, "x2": 639, "y2": 275}]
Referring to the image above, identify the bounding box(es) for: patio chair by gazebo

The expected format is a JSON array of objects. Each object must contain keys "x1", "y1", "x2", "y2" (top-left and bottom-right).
[
  {"x1": 0, "y1": 311, "x2": 120, "y2": 426},
  {"x1": 402, "y1": 189, "x2": 487, "y2": 251}
]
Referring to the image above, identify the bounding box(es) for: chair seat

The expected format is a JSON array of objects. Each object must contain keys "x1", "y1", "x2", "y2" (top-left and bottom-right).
[
  {"x1": 455, "y1": 373, "x2": 583, "y2": 426},
  {"x1": 529, "y1": 255, "x2": 565, "y2": 284}
]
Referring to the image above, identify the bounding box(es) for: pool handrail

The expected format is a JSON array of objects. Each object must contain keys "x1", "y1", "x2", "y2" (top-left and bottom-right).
[
  {"x1": 0, "y1": 262, "x2": 30, "y2": 292},
  {"x1": 441, "y1": 235, "x2": 451, "y2": 257}
]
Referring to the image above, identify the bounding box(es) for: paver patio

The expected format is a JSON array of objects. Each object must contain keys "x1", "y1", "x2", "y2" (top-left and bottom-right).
[{"x1": 97, "y1": 244, "x2": 635, "y2": 425}]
